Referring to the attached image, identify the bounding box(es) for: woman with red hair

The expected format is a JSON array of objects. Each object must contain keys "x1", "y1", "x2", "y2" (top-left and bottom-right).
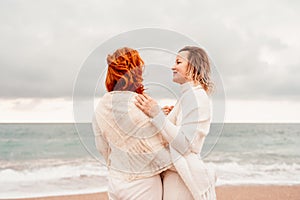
[
  {"x1": 105, "y1": 47, "x2": 145, "y2": 94},
  {"x1": 92, "y1": 47, "x2": 171, "y2": 199}
]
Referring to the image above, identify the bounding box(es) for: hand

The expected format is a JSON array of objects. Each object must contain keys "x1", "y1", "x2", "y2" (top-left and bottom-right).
[
  {"x1": 135, "y1": 93, "x2": 160, "y2": 118},
  {"x1": 162, "y1": 105, "x2": 174, "y2": 115}
]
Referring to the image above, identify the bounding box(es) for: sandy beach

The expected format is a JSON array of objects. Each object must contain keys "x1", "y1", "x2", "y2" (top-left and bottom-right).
[{"x1": 9, "y1": 185, "x2": 300, "y2": 200}]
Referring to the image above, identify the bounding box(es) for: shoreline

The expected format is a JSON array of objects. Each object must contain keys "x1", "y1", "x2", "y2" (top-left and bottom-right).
[{"x1": 5, "y1": 185, "x2": 300, "y2": 200}]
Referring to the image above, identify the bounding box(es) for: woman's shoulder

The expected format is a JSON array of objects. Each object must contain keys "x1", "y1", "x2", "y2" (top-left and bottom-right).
[{"x1": 181, "y1": 86, "x2": 209, "y2": 107}]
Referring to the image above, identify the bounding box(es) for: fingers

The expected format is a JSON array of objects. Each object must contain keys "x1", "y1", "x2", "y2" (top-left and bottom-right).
[
  {"x1": 135, "y1": 94, "x2": 148, "y2": 113},
  {"x1": 143, "y1": 93, "x2": 151, "y2": 100},
  {"x1": 135, "y1": 94, "x2": 162, "y2": 118},
  {"x1": 162, "y1": 107, "x2": 169, "y2": 115},
  {"x1": 135, "y1": 93, "x2": 153, "y2": 107},
  {"x1": 135, "y1": 95, "x2": 151, "y2": 117},
  {"x1": 161, "y1": 105, "x2": 174, "y2": 115},
  {"x1": 135, "y1": 100, "x2": 144, "y2": 111},
  {"x1": 135, "y1": 95, "x2": 147, "y2": 106},
  {"x1": 138, "y1": 94, "x2": 148, "y2": 103},
  {"x1": 135, "y1": 95, "x2": 143, "y2": 103}
]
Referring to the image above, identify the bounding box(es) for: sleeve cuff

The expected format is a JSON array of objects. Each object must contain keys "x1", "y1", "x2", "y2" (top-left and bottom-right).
[
  {"x1": 150, "y1": 111, "x2": 179, "y2": 142},
  {"x1": 150, "y1": 111, "x2": 166, "y2": 131}
]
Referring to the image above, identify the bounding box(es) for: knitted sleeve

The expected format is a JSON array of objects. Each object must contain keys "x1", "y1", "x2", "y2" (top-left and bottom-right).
[{"x1": 151, "y1": 90, "x2": 211, "y2": 155}]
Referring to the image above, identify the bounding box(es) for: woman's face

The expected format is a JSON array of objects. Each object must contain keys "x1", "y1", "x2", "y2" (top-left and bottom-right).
[{"x1": 172, "y1": 51, "x2": 191, "y2": 84}]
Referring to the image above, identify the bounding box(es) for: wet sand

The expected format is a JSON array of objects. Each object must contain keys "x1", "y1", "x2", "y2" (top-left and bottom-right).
[{"x1": 9, "y1": 185, "x2": 300, "y2": 200}]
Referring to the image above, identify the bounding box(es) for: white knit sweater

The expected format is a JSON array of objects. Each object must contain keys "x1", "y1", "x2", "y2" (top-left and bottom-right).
[
  {"x1": 92, "y1": 83, "x2": 216, "y2": 199},
  {"x1": 151, "y1": 82, "x2": 217, "y2": 200},
  {"x1": 92, "y1": 91, "x2": 172, "y2": 181}
]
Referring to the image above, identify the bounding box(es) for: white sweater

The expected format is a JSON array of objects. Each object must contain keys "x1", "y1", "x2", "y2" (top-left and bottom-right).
[
  {"x1": 92, "y1": 83, "x2": 216, "y2": 199},
  {"x1": 151, "y1": 82, "x2": 216, "y2": 200},
  {"x1": 92, "y1": 91, "x2": 172, "y2": 181}
]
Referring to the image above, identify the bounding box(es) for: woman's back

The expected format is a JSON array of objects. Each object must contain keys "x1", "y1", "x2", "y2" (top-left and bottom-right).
[{"x1": 93, "y1": 91, "x2": 171, "y2": 180}]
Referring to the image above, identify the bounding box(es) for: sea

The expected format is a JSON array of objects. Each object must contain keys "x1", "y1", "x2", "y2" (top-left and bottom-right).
[{"x1": 0, "y1": 123, "x2": 299, "y2": 198}]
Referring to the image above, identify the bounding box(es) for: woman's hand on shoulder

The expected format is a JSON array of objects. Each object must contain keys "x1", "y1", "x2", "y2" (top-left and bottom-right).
[{"x1": 135, "y1": 93, "x2": 160, "y2": 118}]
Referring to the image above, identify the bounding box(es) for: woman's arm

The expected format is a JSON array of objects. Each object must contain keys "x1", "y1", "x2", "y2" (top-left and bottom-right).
[
  {"x1": 152, "y1": 107, "x2": 210, "y2": 155},
  {"x1": 135, "y1": 93, "x2": 210, "y2": 156},
  {"x1": 92, "y1": 115, "x2": 110, "y2": 165}
]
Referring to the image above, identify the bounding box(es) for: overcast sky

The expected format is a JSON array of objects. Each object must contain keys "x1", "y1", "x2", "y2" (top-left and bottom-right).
[{"x1": 1, "y1": 0, "x2": 299, "y2": 122}]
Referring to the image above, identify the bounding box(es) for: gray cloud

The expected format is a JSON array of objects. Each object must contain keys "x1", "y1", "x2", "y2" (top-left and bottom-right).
[{"x1": 0, "y1": 0, "x2": 299, "y2": 101}]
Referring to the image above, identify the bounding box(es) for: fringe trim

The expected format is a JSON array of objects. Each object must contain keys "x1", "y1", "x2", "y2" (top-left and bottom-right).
[
  {"x1": 196, "y1": 185, "x2": 216, "y2": 200},
  {"x1": 174, "y1": 161, "x2": 217, "y2": 199}
]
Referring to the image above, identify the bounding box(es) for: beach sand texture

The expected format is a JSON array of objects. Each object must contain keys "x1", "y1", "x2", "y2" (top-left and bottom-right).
[{"x1": 10, "y1": 185, "x2": 300, "y2": 200}]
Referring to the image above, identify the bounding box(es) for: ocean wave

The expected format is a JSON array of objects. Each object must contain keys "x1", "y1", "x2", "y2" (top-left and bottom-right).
[
  {"x1": 1, "y1": 159, "x2": 299, "y2": 185},
  {"x1": 0, "y1": 159, "x2": 107, "y2": 182},
  {"x1": 206, "y1": 162, "x2": 300, "y2": 185},
  {"x1": 1, "y1": 160, "x2": 300, "y2": 198},
  {"x1": 0, "y1": 159, "x2": 108, "y2": 199}
]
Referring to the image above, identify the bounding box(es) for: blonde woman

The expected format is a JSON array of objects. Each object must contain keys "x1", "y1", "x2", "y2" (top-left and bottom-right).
[{"x1": 135, "y1": 46, "x2": 216, "y2": 200}]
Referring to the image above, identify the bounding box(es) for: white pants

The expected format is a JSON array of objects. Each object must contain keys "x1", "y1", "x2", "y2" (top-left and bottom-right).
[
  {"x1": 162, "y1": 170, "x2": 193, "y2": 200},
  {"x1": 108, "y1": 175, "x2": 163, "y2": 200}
]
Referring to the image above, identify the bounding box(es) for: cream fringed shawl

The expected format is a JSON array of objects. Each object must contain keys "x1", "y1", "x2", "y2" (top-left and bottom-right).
[{"x1": 92, "y1": 91, "x2": 172, "y2": 181}]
